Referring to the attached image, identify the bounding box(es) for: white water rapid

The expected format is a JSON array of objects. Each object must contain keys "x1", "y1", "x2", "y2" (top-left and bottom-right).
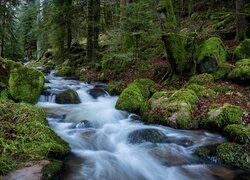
[{"x1": 37, "y1": 72, "x2": 247, "y2": 180}]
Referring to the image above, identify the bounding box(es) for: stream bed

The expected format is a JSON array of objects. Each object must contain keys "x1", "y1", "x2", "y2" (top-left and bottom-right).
[{"x1": 37, "y1": 72, "x2": 248, "y2": 180}]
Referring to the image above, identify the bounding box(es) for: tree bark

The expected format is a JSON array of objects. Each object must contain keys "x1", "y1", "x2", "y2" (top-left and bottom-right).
[
  {"x1": 87, "y1": 0, "x2": 100, "y2": 61},
  {"x1": 236, "y1": 0, "x2": 247, "y2": 40}
]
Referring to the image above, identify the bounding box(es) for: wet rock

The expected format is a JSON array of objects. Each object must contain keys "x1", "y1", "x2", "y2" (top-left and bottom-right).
[
  {"x1": 150, "y1": 148, "x2": 195, "y2": 166},
  {"x1": 47, "y1": 113, "x2": 66, "y2": 120},
  {"x1": 3, "y1": 160, "x2": 50, "y2": 180},
  {"x1": 55, "y1": 89, "x2": 81, "y2": 104},
  {"x1": 71, "y1": 120, "x2": 92, "y2": 129},
  {"x1": 41, "y1": 90, "x2": 52, "y2": 96},
  {"x1": 166, "y1": 137, "x2": 194, "y2": 147},
  {"x1": 128, "y1": 128, "x2": 167, "y2": 144},
  {"x1": 128, "y1": 114, "x2": 142, "y2": 121},
  {"x1": 88, "y1": 88, "x2": 108, "y2": 99}
]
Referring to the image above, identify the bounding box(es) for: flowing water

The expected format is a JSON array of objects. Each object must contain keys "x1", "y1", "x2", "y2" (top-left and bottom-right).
[{"x1": 37, "y1": 72, "x2": 247, "y2": 180}]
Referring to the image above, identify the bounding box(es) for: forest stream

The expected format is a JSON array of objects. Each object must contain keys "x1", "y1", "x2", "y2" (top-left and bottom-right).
[{"x1": 36, "y1": 72, "x2": 248, "y2": 180}]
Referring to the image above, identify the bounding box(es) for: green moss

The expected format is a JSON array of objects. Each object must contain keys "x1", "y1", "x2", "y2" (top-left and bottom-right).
[
  {"x1": 55, "y1": 89, "x2": 81, "y2": 104},
  {"x1": 55, "y1": 66, "x2": 73, "y2": 77},
  {"x1": 8, "y1": 66, "x2": 45, "y2": 104},
  {"x1": 0, "y1": 100, "x2": 70, "y2": 175},
  {"x1": 101, "y1": 52, "x2": 134, "y2": 73},
  {"x1": 42, "y1": 160, "x2": 63, "y2": 179},
  {"x1": 200, "y1": 103, "x2": 244, "y2": 131},
  {"x1": 211, "y1": 85, "x2": 234, "y2": 93},
  {"x1": 186, "y1": 84, "x2": 216, "y2": 98},
  {"x1": 141, "y1": 89, "x2": 199, "y2": 129},
  {"x1": 115, "y1": 79, "x2": 155, "y2": 113},
  {"x1": 235, "y1": 59, "x2": 250, "y2": 66},
  {"x1": 217, "y1": 142, "x2": 250, "y2": 170},
  {"x1": 187, "y1": 73, "x2": 214, "y2": 86},
  {"x1": 233, "y1": 39, "x2": 250, "y2": 61},
  {"x1": 223, "y1": 124, "x2": 250, "y2": 144},
  {"x1": 195, "y1": 144, "x2": 218, "y2": 160},
  {"x1": 227, "y1": 59, "x2": 250, "y2": 83},
  {"x1": 195, "y1": 37, "x2": 227, "y2": 73},
  {"x1": 107, "y1": 81, "x2": 126, "y2": 95},
  {"x1": 212, "y1": 63, "x2": 231, "y2": 80}
]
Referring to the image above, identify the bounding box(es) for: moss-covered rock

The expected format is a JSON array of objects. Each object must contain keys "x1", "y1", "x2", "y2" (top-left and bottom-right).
[
  {"x1": 187, "y1": 73, "x2": 214, "y2": 86},
  {"x1": 195, "y1": 144, "x2": 218, "y2": 160},
  {"x1": 212, "y1": 63, "x2": 231, "y2": 80},
  {"x1": 0, "y1": 100, "x2": 70, "y2": 175},
  {"x1": 55, "y1": 66, "x2": 73, "y2": 77},
  {"x1": 141, "y1": 89, "x2": 199, "y2": 129},
  {"x1": 55, "y1": 89, "x2": 81, "y2": 104},
  {"x1": 8, "y1": 66, "x2": 45, "y2": 104},
  {"x1": 223, "y1": 124, "x2": 250, "y2": 144},
  {"x1": 233, "y1": 39, "x2": 250, "y2": 61},
  {"x1": 42, "y1": 160, "x2": 63, "y2": 180},
  {"x1": 186, "y1": 84, "x2": 216, "y2": 98},
  {"x1": 200, "y1": 103, "x2": 244, "y2": 131},
  {"x1": 195, "y1": 37, "x2": 227, "y2": 74},
  {"x1": 217, "y1": 142, "x2": 250, "y2": 170},
  {"x1": 115, "y1": 79, "x2": 155, "y2": 113},
  {"x1": 227, "y1": 59, "x2": 250, "y2": 83},
  {"x1": 107, "y1": 81, "x2": 126, "y2": 95}
]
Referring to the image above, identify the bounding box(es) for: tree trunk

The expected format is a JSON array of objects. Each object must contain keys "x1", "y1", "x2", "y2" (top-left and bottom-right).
[
  {"x1": 154, "y1": 0, "x2": 186, "y2": 74},
  {"x1": 236, "y1": 0, "x2": 247, "y2": 40},
  {"x1": 87, "y1": 0, "x2": 100, "y2": 61}
]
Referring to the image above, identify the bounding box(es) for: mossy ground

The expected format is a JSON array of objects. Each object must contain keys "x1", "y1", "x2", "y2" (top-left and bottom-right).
[{"x1": 0, "y1": 100, "x2": 70, "y2": 175}]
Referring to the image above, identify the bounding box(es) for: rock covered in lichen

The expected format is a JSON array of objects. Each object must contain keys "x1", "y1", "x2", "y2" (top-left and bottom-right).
[
  {"x1": 217, "y1": 142, "x2": 250, "y2": 170},
  {"x1": 8, "y1": 66, "x2": 45, "y2": 104},
  {"x1": 233, "y1": 39, "x2": 250, "y2": 61},
  {"x1": 115, "y1": 79, "x2": 155, "y2": 113},
  {"x1": 227, "y1": 59, "x2": 250, "y2": 83},
  {"x1": 141, "y1": 89, "x2": 199, "y2": 129},
  {"x1": 200, "y1": 103, "x2": 244, "y2": 131}
]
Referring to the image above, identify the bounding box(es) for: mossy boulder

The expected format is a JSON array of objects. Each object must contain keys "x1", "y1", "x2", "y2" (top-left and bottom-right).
[
  {"x1": 223, "y1": 124, "x2": 250, "y2": 144},
  {"x1": 115, "y1": 79, "x2": 155, "y2": 113},
  {"x1": 55, "y1": 66, "x2": 73, "y2": 77},
  {"x1": 217, "y1": 142, "x2": 250, "y2": 170},
  {"x1": 186, "y1": 84, "x2": 216, "y2": 98},
  {"x1": 195, "y1": 37, "x2": 227, "y2": 74},
  {"x1": 8, "y1": 66, "x2": 45, "y2": 104},
  {"x1": 141, "y1": 89, "x2": 199, "y2": 129},
  {"x1": 55, "y1": 89, "x2": 81, "y2": 104},
  {"x1": 0, "y1": 57, "x2": 22, "y2": 86},
  {"x1": 233, "y1": 39, "x2": 250, "y2": 61},
  {"x1": 227, "y1": 59, "x2": 250, "y2": 83},
  {"x1": 200, "y1": 103, "x2": 244, "y2": 131},
  {"x1": 195, "y1": 144, "x2": 218, "y2": 160},
  {"x1": 212, "y1": 63, "x2": 231, "y2": 80},
  {"x1": 107, "y1": 81, "x2": 125, "y2": 95},
  {"x1": 0, "y1": 100, "x2": 70, "y2": 175},
  {"x1": 187, "y1": 73, "x2": 214, "y2": 86}
]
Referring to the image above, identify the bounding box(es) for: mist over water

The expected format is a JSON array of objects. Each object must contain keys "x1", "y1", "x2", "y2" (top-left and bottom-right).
[{"x1": 37, "y1": 72, "x2": 246, "y2": 180}]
